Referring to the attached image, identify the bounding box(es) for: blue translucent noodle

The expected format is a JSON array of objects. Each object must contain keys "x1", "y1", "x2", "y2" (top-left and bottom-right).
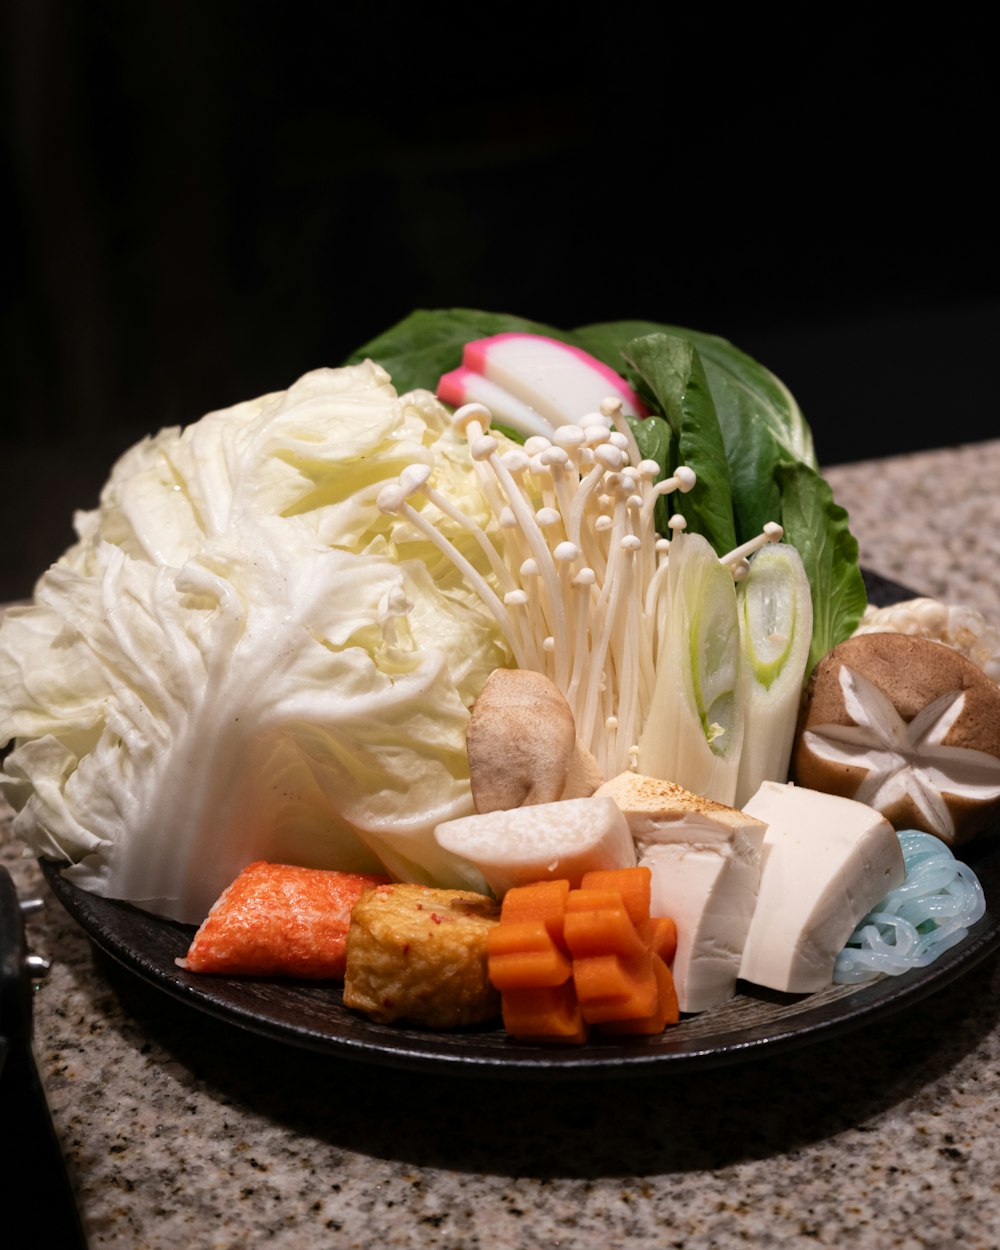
[{"x1": 832, "y1": 830, "x2": 986, "y2": 985}]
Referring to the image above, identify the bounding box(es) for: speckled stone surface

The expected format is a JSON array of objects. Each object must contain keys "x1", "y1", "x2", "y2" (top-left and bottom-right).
[
  {"x1": 4, "y1": 438, "x2": 1000, "y2": 1250},
  {"x1": 823, "y1": 439, "x2": 1000, "y2": 621}
]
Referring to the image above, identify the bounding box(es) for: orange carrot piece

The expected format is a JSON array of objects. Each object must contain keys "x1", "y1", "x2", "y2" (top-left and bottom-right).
[
  {"x1": 179, "y1": 861, "x2": 389, "y2": 980},
  {"x1": 487, "y1": 919, "x2": 573, "y2": 989},
  {"x1": 580, "y1": 866, "x2": 652, "y2": 928},
  {"x1": 499, "y1": 879, "x2": 571, "y2": 950},
  {"x1": 490, "y1": 866, "x2": 679, "y2": 1043},
  {"x1": 572, "y1": 951, "x2": 660, "y2": 1023},
  {"x1": 500, "y1": 982, "x2": 588, "y2": 1045},
  {"x1": 646, "y1": 915, "x2": 678, "y2": 966},
  {"x1": 598, "y1": 953, "x2": 680, "y2": 1035},
  {"x1": 563, "y1": 890, "x2": 648, "y2": 958}
]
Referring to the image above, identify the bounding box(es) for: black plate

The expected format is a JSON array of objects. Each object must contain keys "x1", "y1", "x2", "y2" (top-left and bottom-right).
[{"x1": 39, "y1": 570, "x2": 1000, "y2": 1079}]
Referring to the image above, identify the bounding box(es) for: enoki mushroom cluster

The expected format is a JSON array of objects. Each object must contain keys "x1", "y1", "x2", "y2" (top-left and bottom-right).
[{"x1": 378, "y1": 398, "x2": 782, "y2": 778}]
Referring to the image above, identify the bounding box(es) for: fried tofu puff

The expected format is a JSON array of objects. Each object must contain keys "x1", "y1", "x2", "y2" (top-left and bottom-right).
[{"x1": 343, "y1": 884, "x2": 501, "y2": 1028}]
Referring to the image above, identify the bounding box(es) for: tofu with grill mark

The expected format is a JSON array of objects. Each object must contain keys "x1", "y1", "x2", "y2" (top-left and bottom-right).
[{"x1": 594, "y1": 772, "x2": 767, "y2": 1013}]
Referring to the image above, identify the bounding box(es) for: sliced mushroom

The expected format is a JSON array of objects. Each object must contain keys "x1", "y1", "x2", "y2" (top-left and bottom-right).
[
  {"x1": 792, "y1": 632, "x2": 1000, "y2": 846},
  {"x1": 465, "y1": 668, "x2": 604, "y2": 812}
]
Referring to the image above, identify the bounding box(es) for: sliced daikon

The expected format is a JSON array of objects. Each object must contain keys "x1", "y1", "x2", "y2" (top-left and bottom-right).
[{"x1": 432, "y1": 795, "x2": 635, "y2": 898}]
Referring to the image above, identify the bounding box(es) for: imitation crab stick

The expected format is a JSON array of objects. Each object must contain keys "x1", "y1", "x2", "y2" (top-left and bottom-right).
[
  {"x1": 486, "y1": 866, "x2": 679, "y2": 1044},
  {"x1": 178, "y1": 861, "x2": 389, "y2": 980},
  {"x1": 436, "y1": 332, "x2": 647, "y2": 440}
]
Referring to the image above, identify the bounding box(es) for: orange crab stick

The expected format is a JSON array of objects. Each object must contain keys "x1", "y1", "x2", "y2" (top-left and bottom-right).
[{"x1": 178, "y1": 861, "x2": 389, "y2": 980}]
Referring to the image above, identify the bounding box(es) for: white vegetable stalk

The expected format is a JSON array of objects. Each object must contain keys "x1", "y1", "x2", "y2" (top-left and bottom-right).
[
  {"x1": 0, "y1": 364, "x2": 513, "y2": 923},
  {"x1": 637, "y1": 531, "x2": 746, "y2": 806},
  {"x1": 733, "y1": 542, "x2": 814, "y2": 808},
  {"x1": 378, "y1": 403, "x2": 699, "y2": 777}
]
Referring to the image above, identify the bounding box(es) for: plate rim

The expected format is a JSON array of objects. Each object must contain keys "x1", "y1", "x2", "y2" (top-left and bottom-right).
[{"x1": 40, "y1": 836, "x2": 1000, "y2": 1080}]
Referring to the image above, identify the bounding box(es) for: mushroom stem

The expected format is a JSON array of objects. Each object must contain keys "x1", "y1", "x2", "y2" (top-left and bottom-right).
[{"x1": 719, "y1": 522, "x2": 784, "y2": 572}]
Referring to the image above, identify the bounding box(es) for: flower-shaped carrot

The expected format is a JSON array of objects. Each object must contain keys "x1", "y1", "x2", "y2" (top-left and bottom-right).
[{"x1": 486, "y1": 866, "x2": 678, "y2": 1044}]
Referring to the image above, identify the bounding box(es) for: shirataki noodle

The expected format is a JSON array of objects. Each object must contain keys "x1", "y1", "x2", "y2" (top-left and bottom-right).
[{"x1": 833, "y1": 830, "x2": 986, "y2": 984}]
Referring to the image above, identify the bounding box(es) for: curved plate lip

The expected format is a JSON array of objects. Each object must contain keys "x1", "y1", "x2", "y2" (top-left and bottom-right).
[
  {"x1": 33, "y1": 570, "x2": 1000, "y2": 1078},
  {"x1": 40, "y1": 831, "x2": 1000, "y2": 1080}
]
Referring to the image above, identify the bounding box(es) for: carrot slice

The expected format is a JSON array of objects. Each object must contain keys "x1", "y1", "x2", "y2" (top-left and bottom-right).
[
  {"x1": 563, "y1": 890, "x2": 648, "y2": 958},
  {"x1": 499, "y1": 879, "x2": 571, "y2": 950},
  {"x1": 487, "y1": 920, "x2": 573, "y2": 989},
  {"x1": 572, "y1": 951, "x2": 659, "y2": 1023},
  {"x1": 580, "y1": 866, "x2": 651, "y2": 928},
  {"x1": 488, "y1": 866, "x2": 679, "y2": 1043},
  {"x1": 500, "y1": 983, "x2": 588, "y2": 1045},
  {"x1": 598, "y1": 954, "x2": 680, "y2": 1034},
  {"x1": 647, "y1": 915, "x2": 678, "y2": 966}
]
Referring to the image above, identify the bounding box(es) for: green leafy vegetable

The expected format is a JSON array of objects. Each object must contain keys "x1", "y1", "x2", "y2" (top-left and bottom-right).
[
  {"x1": 626, "y1": 412, "x2": 674, "y2": 536},
  {"x1": 346, "y1": 307, "x2": 866, "y2": 670},
  {"x1": 774, "y1": 460, "x2": 868, "y2": 676},
  {"x1": 620, "y1": 332, "x2": 737, "y2": 558},
  {"x1": 345, "y1": 308, "x2": 563, "y2": 394},
  {"x1": 571, "y1": 319, "x2": 818, "y2": 474}
]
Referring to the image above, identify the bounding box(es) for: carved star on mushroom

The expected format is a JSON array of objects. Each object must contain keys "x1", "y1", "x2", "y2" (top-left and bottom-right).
[{"x1": 801, "y1": 664, "x2": 1000, "y2": 841}]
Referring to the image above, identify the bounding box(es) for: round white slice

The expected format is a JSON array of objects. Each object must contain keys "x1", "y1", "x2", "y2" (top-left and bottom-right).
[{"x1": 433, "y1": 796, "x2": 636, "y2": 898}]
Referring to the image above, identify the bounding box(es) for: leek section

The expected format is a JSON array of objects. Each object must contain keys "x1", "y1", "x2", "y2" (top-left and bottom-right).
[
  {"x1": 638, "y1": 532, "x2": 744, "y2": 806},
  {"x1": 734, "y1": 543, "x2": 813, "y2": 808}
]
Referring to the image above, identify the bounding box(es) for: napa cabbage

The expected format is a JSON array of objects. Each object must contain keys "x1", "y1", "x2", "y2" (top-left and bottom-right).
[{"x1": 0, "y1": 363, "x2": 507, "y2": 922}]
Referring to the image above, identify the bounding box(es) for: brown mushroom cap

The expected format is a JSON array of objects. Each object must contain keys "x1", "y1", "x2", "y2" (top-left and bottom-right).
[
  {"x1": 466, "y1": 668, "x2": 603, "y2": 812},
  {"x1": 792, "y1": 632, "x2": 1000, "y2": 846}
]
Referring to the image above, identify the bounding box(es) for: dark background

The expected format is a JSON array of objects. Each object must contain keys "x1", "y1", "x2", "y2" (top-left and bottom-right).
[{"x1": 2, "y1": 3, "x2": 997, "y2": 602}]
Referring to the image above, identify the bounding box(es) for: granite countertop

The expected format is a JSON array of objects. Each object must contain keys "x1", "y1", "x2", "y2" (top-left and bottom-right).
[{"x1": 4, "y1": 439, "x2": 1000, "y2": 1250}]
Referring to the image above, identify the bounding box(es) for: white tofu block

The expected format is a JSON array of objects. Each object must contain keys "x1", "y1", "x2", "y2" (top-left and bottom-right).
[
  {"x1": 738, "y1": 780, "x2": 906, "y2": 994},
  {"x1": 597, "y1": 772, "x2": 767, "y2": 1013},
  {"x1": 641, "y1": 828, "x2": 765, "y2": 1014}
]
